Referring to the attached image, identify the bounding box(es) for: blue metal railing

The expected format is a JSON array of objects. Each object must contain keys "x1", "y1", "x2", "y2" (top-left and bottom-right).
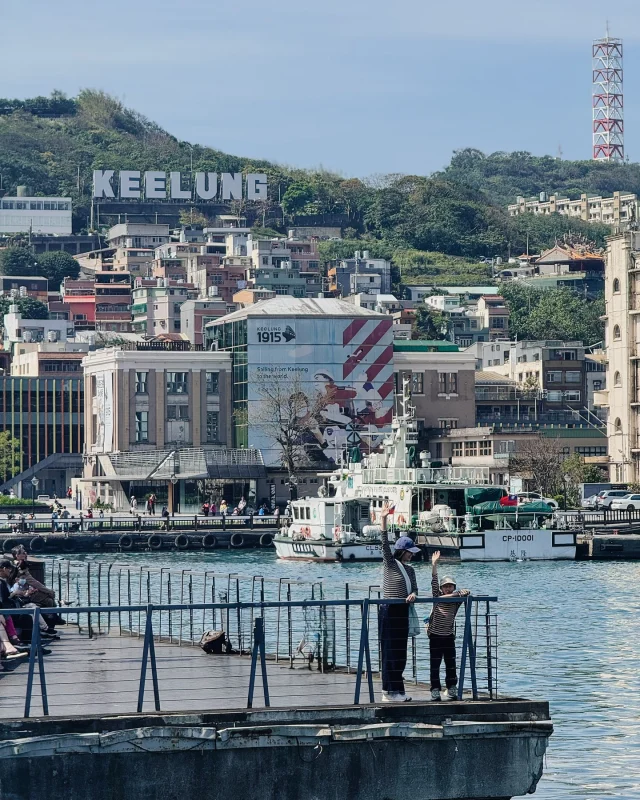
[{"x1": 3, "y1": 595, "x2": 496, "y2": 718}]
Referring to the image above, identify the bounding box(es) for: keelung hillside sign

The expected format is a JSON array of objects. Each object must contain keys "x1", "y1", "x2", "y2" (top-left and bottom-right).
[{"x1": 93, "y1": 170, "x2": 268, "y2": 201}]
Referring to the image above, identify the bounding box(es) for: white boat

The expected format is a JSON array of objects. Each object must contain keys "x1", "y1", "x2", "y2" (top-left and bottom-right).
[
  {"x1": 273, "y1": 495, "x2": 388, "y2": 562},
  {"x1": 275, "y1": 380, "x2": 576, "y2": 563}
]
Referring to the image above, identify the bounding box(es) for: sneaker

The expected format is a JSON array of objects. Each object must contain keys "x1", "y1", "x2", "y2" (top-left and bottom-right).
[
  {"x1": 397, "y1": 693, "x2": 412, "y2": 702},
  {"x1": 4, "y1": 651, "x2": 28, "y2": 661},
  {"x1": 430, "y1": 688, "x2": 441, "y2": 701},
  {"x1": 446, "y1": 686, "x2": 458, "y2": 700},
  {"x1": 381, "y1": 691, "x2": 396, "y2": 703}
]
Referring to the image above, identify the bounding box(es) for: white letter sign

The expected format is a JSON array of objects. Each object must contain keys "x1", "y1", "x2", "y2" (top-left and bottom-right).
[
  {"x1": 247, "y1": 173, "x2": 268, "y2": 201},
  {"x1": 93, "y1": 170, "x2": 115, "y2": 199},
  {"x1": 170, "y1": 171, "x2": 191, "y2": 200},
  {"x1": 221, "y1": 173, "x2": 242, "y2": 200},
  {"x1": 195, "y1": 172, "x2": 218, "y2": 200},
  {"x1": 120, "y1": 171, "x2": 141, "y2": 199},
  {"x1": 145, "y1": 171, "x2": 166, "y2": 199}
]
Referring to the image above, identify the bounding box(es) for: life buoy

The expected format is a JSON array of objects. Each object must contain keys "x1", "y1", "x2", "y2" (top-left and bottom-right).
[
  {"x1": 333, "y1": 526, "x2": 342, "y2": 542},
  {"x1": 174, "y1": 534, "x2": 189, "y2": 549},
  {"x1": 259, "y1": 533, "x2": 273, "y2": 547},
  {"x1": 62, "y1": 538, "x2": 75, "y2": 553},
  {"x1": 230, "y1": 532, "x2": 244, "y2": 548},
  {"x1": 397, "y1": 515, "x2": 406, "y2": 525},
  {"x1": 147, "y1": 534, "x2": 162, "y2": 550},
  {"x1": 2, "y1": 538, "x2": 17, "y2": 553},
  {"x1": 30, "y1": 536, "x2": 46, "y2": 553},
  {"x1": 92, "y1": 537, "x2": 104, "y2": 550},
  {"x1": 202, "y1": 533, "x2": 217, "y2": 548},
  {"x1": 119, "y1": 534, "x2": 133, "y2": 550}
]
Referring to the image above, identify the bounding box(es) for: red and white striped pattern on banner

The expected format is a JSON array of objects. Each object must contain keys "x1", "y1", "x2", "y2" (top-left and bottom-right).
[{"x1": 341, "y1": 318, "x2": 394, "y2": 384}]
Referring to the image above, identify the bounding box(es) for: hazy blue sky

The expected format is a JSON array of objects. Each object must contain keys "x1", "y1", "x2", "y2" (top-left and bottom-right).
[{"x1": 3, "y1": 0, "x2": 639, "y2": 176}]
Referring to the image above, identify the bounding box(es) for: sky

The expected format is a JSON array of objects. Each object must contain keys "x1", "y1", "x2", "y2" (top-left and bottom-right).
[{"x1": 2, "y1": 0, "x2": 640, "y2": 177}]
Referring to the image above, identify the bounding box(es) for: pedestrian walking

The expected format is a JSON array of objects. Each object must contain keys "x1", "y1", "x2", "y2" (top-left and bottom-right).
[
  {"x1": 427, "y1": 551, "x2": 469, "y2": 701},
  {"x1": 130, "y1": 495, "x2": 137, "y2": 514},
  {"x1": 378, "y1": 502, "x2": 420, "y2": 702},
  {"x1": 219, "y1": 500, "x2": 228, "y2": 516},
  {"x1": 202, "y1": 501, "x2": 210, "y2": 517},
  {"x1": 150, "y1": 494, "x2": 156, "y2": 515}
]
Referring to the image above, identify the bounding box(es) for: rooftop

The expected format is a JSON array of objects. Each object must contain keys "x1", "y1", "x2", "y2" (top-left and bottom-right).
[
  {"x1": 206, "y1": 296, "x2": 386, "y2": 325},
  {"x1": 393, "y1": 340, "x2": 459, "y2": 353}
]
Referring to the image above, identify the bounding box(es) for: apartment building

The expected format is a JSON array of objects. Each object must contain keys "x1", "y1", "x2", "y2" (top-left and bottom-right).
[
  {"x1": 508, "y1": 191, "x2": 637, "y2": 226},
  {"x1": 131, "y1": 278, "x2": 199, "y2": 336}
]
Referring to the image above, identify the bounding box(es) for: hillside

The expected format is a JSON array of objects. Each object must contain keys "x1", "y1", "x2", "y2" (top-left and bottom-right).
[{"x1": 0, "y1": 91, "x2": 630, "y2": 285}]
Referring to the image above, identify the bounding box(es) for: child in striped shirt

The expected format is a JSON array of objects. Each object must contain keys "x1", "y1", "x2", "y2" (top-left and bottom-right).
[{"x1": 428, "y1": 550, "x2": 469, "y2": 701}]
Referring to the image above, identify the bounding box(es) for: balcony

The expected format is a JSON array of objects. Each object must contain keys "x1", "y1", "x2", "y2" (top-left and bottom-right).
[{"x1": 593, "y1": 390, "x2": 609, "y2": 407}]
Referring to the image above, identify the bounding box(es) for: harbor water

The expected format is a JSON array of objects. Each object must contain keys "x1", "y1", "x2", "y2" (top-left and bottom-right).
[{"x1": 52, "y1": 550, "x2": 639, "y2": 800}]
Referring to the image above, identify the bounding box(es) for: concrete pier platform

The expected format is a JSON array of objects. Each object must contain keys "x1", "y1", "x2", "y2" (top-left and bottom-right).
[{"x1": 0, "y1": 628, "x2": 552, "y2": 800}]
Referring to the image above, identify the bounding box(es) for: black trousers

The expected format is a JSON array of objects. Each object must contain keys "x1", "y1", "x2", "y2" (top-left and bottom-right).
[
  {"x1": 378, "y1": 604, "x2": 409, "y2": 694},
  {"x1": 429, "y1": 633, "x2": 457, "y2": 690}
]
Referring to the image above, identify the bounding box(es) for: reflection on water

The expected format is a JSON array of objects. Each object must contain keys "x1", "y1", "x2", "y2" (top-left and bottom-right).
[{"x1": 63, "y1": 551, "x2": 640, "y2": 799}]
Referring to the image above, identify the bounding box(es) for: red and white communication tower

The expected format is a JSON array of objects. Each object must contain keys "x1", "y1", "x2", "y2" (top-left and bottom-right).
[{"x1": 593, "y1": 29, "x2": 624, "y2": 161}]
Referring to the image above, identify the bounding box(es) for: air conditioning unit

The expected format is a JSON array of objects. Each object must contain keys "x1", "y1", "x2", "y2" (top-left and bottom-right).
[{"x1": 47, "y1": 330, "x2": 59, "y2": 342}]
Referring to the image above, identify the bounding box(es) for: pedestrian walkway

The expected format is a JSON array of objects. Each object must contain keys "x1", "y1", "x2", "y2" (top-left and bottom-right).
[{"x1": 0, "y1": 626, "x2": 434, "y2": 719}]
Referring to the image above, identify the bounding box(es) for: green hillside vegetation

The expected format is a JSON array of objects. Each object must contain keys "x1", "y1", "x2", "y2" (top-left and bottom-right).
[{"x1": 0, "y1": 91, "x2": 623, "y2": 290}]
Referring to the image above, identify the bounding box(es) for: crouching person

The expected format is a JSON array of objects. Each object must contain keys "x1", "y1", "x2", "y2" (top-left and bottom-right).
[{"x1": 427, "y1": 550, "x2": 469, "y2": 701}]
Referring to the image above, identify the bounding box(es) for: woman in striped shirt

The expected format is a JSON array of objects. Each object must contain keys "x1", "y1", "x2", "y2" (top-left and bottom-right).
[{"x1": 379, "y1": 502, "x2": 420, "y2": 702}]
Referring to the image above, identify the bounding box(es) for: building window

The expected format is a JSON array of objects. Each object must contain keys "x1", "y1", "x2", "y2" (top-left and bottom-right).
[
  {"x1": 434, "y1": 443, "x2": 443, "y2": 459},
  {"x1": 452, "y1": 442, "x2": 463, "y2": 457},
  {"x1": 563, "y1": 390, "x2": 581, "y2": 402},
  {"x1": 464, "y1": 441, "x2": 478, "y2": 457},
  {"x1": 575, "y1": 446, "x2": 607, "y2": 456},
  {"x1": 498, "y1": 440, "x2": 515, "y2": 454},
  {"x1": 438, "y1": 418, "x2": 458, "y2": 430},
  {"x1": 167, "y1": 372, "x2": 188, "y2": 394},
  {"x1": 491, "y1": 317, "x2": 506, "y2": 329},
  {"x1": 614, "y1": 371, "x2": 622, "y2": 387},
  {"x1": 167, "y1": 405, "x2": 189, "y2": 420},
  {"x1": 614, "y1": 417, "x2": 622, "y2": 433},
  {"x1": 566, "y1": 371, "x2": 581, "y2": 383},
  {"x1": 135, "y1": 411, "x2": 148, "y2": 442},
  {"x1": 479, "y1": 440, "x2": 492, "y2": 456},
  {"x1": 438, "y1": 372, "x2": 458, "y2": 394},
  {"x1": 613, "y1": 278, "x2": 620, "y2": 293},
  {"x1": 546, "y1": 371, "x2": 562, "y2": 383},
  {"x1": 206, "y1": 371, "x2": 219, "y2": 394},
  {"x1": 135, "y1": 371, "x2": 148, "y2": 393},
  {"x1": 613, "y1": 325, "x2": 621, "y2": 341},
  {"x1": 411, "y1": 372, "x2": 424, "y2": 394},
  {"x1": 206, "y1": 411, "x2": 219, "y2": 442}
]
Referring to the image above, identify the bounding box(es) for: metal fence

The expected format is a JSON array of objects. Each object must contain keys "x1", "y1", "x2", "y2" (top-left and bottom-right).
[{"x1": 5, "y1": 594, "x2": 497, "y2": 719}]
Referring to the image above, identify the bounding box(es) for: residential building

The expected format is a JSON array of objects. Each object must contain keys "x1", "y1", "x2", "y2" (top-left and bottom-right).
[
  {"x1": 597, "y1": 230, "x2": 640, "y2": 482},
  {"x1": 405, "y1": 286, "x2": 497, "y2": 303},
  {"x1": 508, "y1": 191, "x2": 638, "y2": 226},
  {"x1": 392, "y1": 341, "x2": 476, "y2": 437},
  {"x1": 112, "y1": 246, "x2": 155, "y2": 275},
  {"x1": 0, "y1": 275, "x2": 49, "y2": 303},
  {"x1": 62, "y1": 277, "x2": 97, "y2": 329},
  {"x1": 180, "y1": 297, "x2": 229, "y2": 346},
  {"x1": 107, "y1": 222, "x2": 170, "y2": 250},
  {"x1": 0, "y1": 195, "x2": 72, "y2": 235},
  {"x1": 131, "y1": 278, "x2": 198, "y2": 336},
  {"x1": 232, "y1": 288, "x2": 276, "y2": 308},
  {"x1": 4, "y1": 308, "x2": 74, "y2": 352},
  {"x1": 81, "y1": 344, "x2": 237, "y2": 511},
  {"x1": 10, "y1": 342, "x2": 89, "y2": 377},
  {"x1": 329, "y1": 251, "x2": 392, "y2": 296},
  {"x1": 94, "y1": 272, "x2": 133, "y2": 332}
]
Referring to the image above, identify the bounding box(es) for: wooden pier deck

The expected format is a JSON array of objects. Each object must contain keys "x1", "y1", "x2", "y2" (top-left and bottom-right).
[{"x1": 0, "y1": 627, "x2": 433, "y2": 719}]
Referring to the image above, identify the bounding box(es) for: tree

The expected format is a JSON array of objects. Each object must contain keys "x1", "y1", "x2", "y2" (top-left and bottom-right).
[
  {"x1": 251, "y1": 373, "x2": 332, "y2": 498},
  {"x1": 509, "y1": 434, "x2": 564, "y2": 497},
  {"x1": 0, "y1": 297, "x2": 49, "y2": 330},
  {"x1": 0, "y1": 432, "x2": 22, "y2": 482},
  {"x1": 178, "y1": 209, "x2": 210, "y2": 228},
  {"x1": 0, "y1": 247, "x2": 37, "y2": 276},
  {"x1": 36, "y1": 251, "x2": 80, "y2": 288},
  {"x1": 412, "y1": 305, "x2": 448, "y2": 340},
  {"x1": 281, "y1": 181, "x2": 314, "y2": 216},
  {"x1": 561, "y1": 453, "x2": 607, "y2": 506}
]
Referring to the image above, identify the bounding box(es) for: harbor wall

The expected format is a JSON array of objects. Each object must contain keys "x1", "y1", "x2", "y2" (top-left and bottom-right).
[{"x1": 0, "y1": 703, "x2": 552, "y2": 800}]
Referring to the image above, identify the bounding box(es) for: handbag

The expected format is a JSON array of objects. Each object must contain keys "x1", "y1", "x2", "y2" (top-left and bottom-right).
[{"x1": 396, "y1": 561, "x2": 421, "y2": 637}]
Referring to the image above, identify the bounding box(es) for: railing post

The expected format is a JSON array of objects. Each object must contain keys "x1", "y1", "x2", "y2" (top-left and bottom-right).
[
  {"x1": 458, "y1": 596, "x2": 473, "y2": 700},
  {"x1": 137, "y1": 604, "x2": 160, "y2": 712},
  {"x1": 24, "y1": 608, "x2": 48, "y2": 717},
  {"x1": 354, "y1": 598, "x2": 374, "y2": 704},
  {"x1": 247, "y1": 617, "x2": 270, "y2": 708}
]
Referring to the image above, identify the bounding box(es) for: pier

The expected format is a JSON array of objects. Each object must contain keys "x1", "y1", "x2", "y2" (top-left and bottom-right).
[{"x1": 0, "y1": 589, "x2": 552, "y2": 800}]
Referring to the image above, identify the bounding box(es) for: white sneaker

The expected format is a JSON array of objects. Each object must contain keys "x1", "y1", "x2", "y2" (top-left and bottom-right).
[
  {"x1": 397, "y1": 693, "x2": 412, "y2": 702},
  {"x1": 447, "y1": 686, "x2": 458, "y2": 700},
  {"x1": 382, "y1": 691, "x2": 396, "y2": 702},
  {"x1": 430, "y1": 688, "x2": 441, "y2": 701}
]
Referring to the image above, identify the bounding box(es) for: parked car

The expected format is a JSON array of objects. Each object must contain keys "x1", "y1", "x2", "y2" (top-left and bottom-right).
[
  {"x1": 610, "y1": 494, "x2": 640, "y2": 511},
  {"x1": 594, "y1": 490, "x2": 631, "y2": 509},
  {"x1": 517, "y1": 492, "x2": 559, "y2": 510}
]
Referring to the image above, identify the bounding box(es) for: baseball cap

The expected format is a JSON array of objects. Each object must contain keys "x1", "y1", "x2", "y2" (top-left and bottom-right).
[
  {"x1": 440, "y1": 575, "x2": 457, "y2": 589},
  {"x1": 394, "y1": 536, "x2": 421, "y2": 554}
]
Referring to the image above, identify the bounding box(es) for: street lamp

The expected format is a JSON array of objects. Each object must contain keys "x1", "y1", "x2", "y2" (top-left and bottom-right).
[
  {"x1": 30, "y1": 476, "x2": 39, "y2": 516},
  {"x1": 170, "y1": 473, "x2": 178, "y2": 516},
  {"x1": 562, "y1": 473, "x2": 570, "y2": 512}
]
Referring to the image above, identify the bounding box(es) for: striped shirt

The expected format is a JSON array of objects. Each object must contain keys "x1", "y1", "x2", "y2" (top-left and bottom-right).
[
  {"x1": 381, "y1": 527, "x2": 418, "y2": 599},
  {"x1": 427, "y1": 570, "x2": 469, "y2": 636}
]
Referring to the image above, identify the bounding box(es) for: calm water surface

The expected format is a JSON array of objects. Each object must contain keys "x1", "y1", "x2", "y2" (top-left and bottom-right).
[{"x1": 69, "y1": 550, "x2": 640, "y2": 799}]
